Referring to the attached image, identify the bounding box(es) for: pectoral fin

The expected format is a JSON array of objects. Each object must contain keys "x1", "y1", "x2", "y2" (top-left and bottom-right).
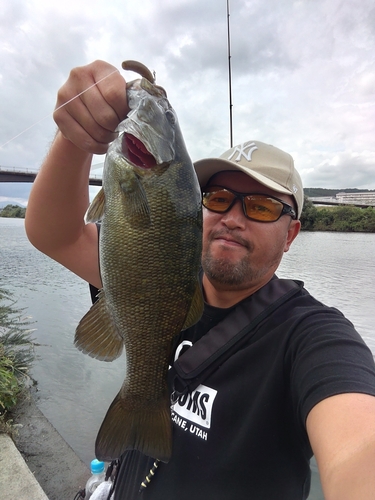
[
  {"x1": 75, "y1": 290, "x2": 123, "y2": 361},
  {"x1": 86, "y1": 188, "x2": 105, "y2": 223},
  {"x1": 182, "y1": 281, "x2": 204, "y2": 330},
  {"x1": 121, "y1": 177, "x2": 151, "y2": 227}
]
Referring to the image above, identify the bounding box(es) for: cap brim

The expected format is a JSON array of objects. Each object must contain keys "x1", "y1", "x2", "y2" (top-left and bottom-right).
[{"x1": 194, "y1": 158, "x2": 294, "y2": 196}]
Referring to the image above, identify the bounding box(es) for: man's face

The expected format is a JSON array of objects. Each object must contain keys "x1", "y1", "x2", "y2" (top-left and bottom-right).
[{"x1": 201, "y1": 171, "x2": 301, "y2": 292}]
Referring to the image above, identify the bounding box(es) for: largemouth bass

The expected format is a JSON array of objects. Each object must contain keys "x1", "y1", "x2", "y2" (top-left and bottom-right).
[{"x1": 74, "y1": 61, "x2": 203, "y2": 463}]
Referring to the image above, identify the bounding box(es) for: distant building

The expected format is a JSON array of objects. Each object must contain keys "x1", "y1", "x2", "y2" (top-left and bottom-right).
[
  {"x1": 336, "y1": 192, "x2": 375, "y2": 206},
  {"x1": 308, "y1": 192, "x2": 375, "y2": 207}
]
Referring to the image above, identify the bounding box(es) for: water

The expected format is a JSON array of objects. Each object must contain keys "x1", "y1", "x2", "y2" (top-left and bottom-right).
[
  {"x1": 1, "y1": 218, "x2": 375, "y2": 499},
  {"x1": 0, "y1": 218, "x2": 126, "y2": 466},
  {"x1": 278, "y1": 231, "x2": 375, "y2": 352}
]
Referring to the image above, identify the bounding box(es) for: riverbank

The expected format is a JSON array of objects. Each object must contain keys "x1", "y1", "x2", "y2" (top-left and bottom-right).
[{"x1": 1, "y1": 389, "x2": 90, "y2": 500}]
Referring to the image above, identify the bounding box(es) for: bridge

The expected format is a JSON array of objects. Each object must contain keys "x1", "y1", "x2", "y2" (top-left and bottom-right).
[
  {"x1": 0, "y1": 166, "x2": 102, "y2": 186},
  {"x1": 1, "y1": 166, "x2": 374, "y2": 208}
]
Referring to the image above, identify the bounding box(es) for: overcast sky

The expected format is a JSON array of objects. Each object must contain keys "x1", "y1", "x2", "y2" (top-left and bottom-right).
[{"x1": 1, "y1": 0, "x2": 374, "y2": 205}]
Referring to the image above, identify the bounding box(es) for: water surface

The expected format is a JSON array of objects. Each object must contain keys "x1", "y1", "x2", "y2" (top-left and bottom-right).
[{"x1": 1, "y1": 218, "x2": 374, "y2": 499}]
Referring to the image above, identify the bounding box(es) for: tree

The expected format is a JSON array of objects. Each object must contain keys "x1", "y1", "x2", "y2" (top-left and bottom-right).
[
  {"x1": 299, "y1": 197, "x2": 375, "y2": 233},
  {"x1": 0, "y1": 204, "x2": 26, "y2": 218},
  {"x1": 300, "y1": 196, "x2": 318, "y2": 231}
]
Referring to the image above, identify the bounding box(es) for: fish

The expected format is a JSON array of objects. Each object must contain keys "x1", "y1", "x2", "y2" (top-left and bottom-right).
[{"x1": 74, "y1": 61, "x2": 204, "y2": 463}]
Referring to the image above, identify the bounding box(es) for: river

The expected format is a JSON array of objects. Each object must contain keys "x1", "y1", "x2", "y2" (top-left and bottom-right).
[{"x1": 1, "y1": 217, "x2": 374, "y2": 499}]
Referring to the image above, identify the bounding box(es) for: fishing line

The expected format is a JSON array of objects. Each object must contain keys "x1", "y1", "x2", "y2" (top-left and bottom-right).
[{"x1": 0, "y1": 68, "x2": 120, "y2": 150}]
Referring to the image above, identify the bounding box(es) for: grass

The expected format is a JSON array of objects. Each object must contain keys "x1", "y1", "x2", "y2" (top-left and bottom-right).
[{"x1": 0, "y1": 286, "x2": 36, "y2": 434}]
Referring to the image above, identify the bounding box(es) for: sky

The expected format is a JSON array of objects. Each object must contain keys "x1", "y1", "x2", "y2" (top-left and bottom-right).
[{"x1": 0, "y1": 0, "x2": 374, "y2": 206}]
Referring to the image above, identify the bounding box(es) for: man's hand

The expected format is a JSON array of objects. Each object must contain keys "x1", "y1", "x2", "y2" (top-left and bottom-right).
[{"x1": 53, "y1": 60, "x2": 129, "y2": 155}]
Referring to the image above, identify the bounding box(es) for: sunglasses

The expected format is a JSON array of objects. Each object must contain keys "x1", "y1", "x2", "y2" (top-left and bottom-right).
[{"x1": 202, "y1": 186, "x2": 297, "y2": 223}]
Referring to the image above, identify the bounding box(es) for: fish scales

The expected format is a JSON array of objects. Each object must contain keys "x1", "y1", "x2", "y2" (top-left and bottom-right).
[
  {"x1": 101, "y1": 169, "x2": 199, "y2": 396},
  {"x1": 74, "y1": 62, "x2": 203, "y2": 463}
]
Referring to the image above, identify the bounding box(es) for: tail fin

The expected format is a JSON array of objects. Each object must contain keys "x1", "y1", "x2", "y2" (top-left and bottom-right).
[{"x1": 95, "y1": 390, "x2": 172, "y2": 463}]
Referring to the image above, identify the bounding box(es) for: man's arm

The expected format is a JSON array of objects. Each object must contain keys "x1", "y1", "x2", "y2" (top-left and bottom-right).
[
  {"x1": 307, "y1": 392, "x2": 375, "y2": 499},
  {"x1": 25, "y1": 61, "x2": 129, "y2": 288}
]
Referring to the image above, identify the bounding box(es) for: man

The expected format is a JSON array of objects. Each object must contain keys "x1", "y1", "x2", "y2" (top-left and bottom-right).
[{"x1": 25, "y1": 60, "x2": 375, "y2": 499}]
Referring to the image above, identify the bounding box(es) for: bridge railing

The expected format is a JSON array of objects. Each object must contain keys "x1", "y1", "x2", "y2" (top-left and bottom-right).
[
  {"x1": 0, "y1": 165, "x2": 40, "y2": 175},
  {"x1": 0, "y1": 165, "x2": 103, "y2": 182}
]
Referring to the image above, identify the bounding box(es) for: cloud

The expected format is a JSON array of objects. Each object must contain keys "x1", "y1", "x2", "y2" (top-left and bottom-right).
[
  {"x1": 0, "y1": 0, "x2": 374, "y2": 207},
  {"x1": 0, "y1": 183, "x2": 32, "y2": 205}
]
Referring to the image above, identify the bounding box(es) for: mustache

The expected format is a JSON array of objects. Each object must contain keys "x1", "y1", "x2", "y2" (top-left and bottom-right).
[{"x1": 209, "y1": 229, "x2": 252, "y2": 250}]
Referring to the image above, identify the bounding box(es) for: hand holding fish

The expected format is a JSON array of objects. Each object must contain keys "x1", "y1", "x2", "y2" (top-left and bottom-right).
[{"x1": 53, "y1": 60, "x2": 129, "y2": 155}]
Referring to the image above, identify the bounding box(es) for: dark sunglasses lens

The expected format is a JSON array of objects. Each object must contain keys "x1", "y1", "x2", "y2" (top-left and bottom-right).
[
  {"x1": 202, "y1": 189, "x2": 235, "y2": 212},
  {"x1": 244, "y1": 196, "x2": 283, "y2": 221}
]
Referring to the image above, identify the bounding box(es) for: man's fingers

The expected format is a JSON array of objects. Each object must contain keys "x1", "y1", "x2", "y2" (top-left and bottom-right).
[
  {"x1": 94, "y1": 64, "x2": 128, "y2": 123},
  {"x1": 53, "y1": 61, "x2": 128, "y2": 154}
]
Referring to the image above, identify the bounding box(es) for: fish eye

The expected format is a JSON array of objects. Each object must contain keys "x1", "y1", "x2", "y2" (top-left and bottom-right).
[{"x1": 165, "y1": 110, "x2": 176, "y2": 125}]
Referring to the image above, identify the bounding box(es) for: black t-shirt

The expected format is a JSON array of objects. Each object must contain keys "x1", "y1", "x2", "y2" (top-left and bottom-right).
[{"x1": 114, "y1": 282, "x2": 375, "y2": 500}]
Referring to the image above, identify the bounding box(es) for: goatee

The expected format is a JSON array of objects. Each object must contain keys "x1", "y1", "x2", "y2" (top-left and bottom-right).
[{"x1": 202, "y1": 252, "x2": 262, "y2": 287}]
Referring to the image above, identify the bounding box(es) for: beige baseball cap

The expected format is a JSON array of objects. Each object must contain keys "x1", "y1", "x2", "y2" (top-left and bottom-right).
[{"x1": 194, "y1": 140, "x2": 304, "y2": 218}]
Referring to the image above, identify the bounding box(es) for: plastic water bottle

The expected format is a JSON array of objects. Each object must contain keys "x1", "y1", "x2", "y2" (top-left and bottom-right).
[
  {"x1": 90, "y1": 480, "x2": 113, "y2": 500},
  {"x1": 85, "y1": 459, "x2": 106, "y2": 499}
]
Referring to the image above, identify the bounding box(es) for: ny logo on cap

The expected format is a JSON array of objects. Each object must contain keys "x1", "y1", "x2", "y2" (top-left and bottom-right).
[{"x1": 228, "y1": 142, "x2": 258, "y2": 162}]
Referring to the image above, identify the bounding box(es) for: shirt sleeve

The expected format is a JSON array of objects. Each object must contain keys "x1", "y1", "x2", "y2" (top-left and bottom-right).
[{"x1": 287, "y1": 302, "x2": 375, "y2": 429}]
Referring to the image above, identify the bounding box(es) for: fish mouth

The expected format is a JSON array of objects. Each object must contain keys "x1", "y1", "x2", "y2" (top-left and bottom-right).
[{"x1": 122, "y1": 133, "x2": 157, "y2": 169}]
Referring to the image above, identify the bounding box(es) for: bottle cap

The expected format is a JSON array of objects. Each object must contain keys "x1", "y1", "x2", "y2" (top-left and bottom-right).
[{"x1": 90, "y1": 459, "x2": 105, "y2": 474}]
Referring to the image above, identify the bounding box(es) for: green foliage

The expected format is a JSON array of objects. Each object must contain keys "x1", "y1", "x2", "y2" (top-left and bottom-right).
[
  {"x1": 300, "y1": 196, "x2": 375, "y2": 232},
  {"x1": 299, "y1": 197, "x2": 317, "y2": 230},
  {"x1": 0, "y1": 347, "x2": 21, "y2": 411},
  {"x1": 0, "y1": 287, "x2": 35, "y2": 414},
  {"x1": 0, "y1": 204, "x2": 26, "y2": 218}
]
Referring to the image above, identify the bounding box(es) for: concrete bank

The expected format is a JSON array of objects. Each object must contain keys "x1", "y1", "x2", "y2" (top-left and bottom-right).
[
  {"x1": 0, "y1": 433, "x2": 48, "y2": 499},
  {"x1": 1, "y1": 390, "x2": 90, "y2": 500}
]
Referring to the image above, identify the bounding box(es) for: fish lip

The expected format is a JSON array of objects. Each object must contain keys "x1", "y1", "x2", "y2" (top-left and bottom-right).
[{"x1": 122, "y1": 133, "x2": 157, "y2": 169}]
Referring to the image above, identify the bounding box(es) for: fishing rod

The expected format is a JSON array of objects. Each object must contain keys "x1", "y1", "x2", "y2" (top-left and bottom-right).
[{"x1": 226, "y1": 0, "x2": 233, "y2": 148}]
